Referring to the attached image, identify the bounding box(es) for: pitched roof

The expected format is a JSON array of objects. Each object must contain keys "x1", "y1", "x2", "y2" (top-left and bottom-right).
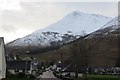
[
  {"x1": 62, "y1": 62, "x2": 86, "y2": 73},
  {"x1": 7, "y1": 60, "x2": 31, "y2": 70},
  {"x1": 56, "y1": 60, "x2": 86, "y2": 73}
]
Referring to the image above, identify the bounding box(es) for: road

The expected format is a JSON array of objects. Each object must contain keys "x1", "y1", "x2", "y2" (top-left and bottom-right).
[{"x1": 40, "y1": 71, "x2": 61, "y2": 80}]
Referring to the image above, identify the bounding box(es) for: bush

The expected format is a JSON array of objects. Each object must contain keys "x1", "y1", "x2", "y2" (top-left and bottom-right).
[{"x1": 5, "y1": 71, "x2": 36, "y2": 80}]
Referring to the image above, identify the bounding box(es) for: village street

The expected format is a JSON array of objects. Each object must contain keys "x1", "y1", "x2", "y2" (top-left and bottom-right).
[{"x1": 40, "y1": 71, "x2": 61, "y2": 80}]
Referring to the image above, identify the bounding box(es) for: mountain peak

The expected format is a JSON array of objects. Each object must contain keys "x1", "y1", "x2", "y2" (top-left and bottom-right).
[
  {"x1": 71, "y1": 10, "x2": 84, "y2": 16},
  {"x1": 7, "y1": 11, "x2": 113, "y2": 49},
  {"x1": 66, "y1": 11, "x2": 87, "y2": 18},
  {"x1": 40, "y1": 11, "x2": 112, "y2": 34}
]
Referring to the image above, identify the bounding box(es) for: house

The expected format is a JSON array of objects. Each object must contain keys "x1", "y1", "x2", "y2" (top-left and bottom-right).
[
  {"x1": 0, "y1": 37, "x2": 6, "y2": 79},
  {"x1": 7, "y1": 60, "x2": 38, "y2": 75},
  {"x1": 92, "y1": 66, "x2": 120, "y2": 75},
  {"x1": 61, "y1": 62, "x2": 85, "y2": 77},
  {"x1": 53, "y1": 60, "x2": 85, "y2": 78}
]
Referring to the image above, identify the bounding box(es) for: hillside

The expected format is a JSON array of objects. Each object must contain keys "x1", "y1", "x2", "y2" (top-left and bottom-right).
[
  {"x1": 15, "y1": 17, "x2": 120, "y2": 67},
  {"x1": 6, "y1": 11, "x2": 112, "y2": 54}
]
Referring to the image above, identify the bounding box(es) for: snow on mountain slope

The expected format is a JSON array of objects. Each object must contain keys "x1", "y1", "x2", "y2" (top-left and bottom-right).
[
  {"x1": 8, "y1": 32, "x2": 78, "y2": 46},
  {"x1": 7, "y1": 11, "x2": 112, "y2": 47},
  {"x1": 39, "y1": 11, "x2": 112, "y2": 34},
  {"x1": 87, "y1": 17, "x2": 120, "y2": 38}
]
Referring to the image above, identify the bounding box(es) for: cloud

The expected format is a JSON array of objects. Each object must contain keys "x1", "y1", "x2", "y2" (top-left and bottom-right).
[
  {"x1": 59, "y1": 2, "x2": 118, "y2": 18},
  {"x1": 1, "y1": 2, "x2": 67, "y2": 32},
  {"x1": 0, "y1": 25, "x2": 16, "y2": 33},
  {"x1": 0, "y1": 2, "x2": 118, "y2": 43},
  {"x1": 0, "y1": 0, "x2": 22, "y2": 10},
  {"x1": 14, "y1": 0, "x2": 119, "y2": 2}
]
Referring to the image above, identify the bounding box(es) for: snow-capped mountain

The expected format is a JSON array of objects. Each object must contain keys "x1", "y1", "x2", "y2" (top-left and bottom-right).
[
  {"x1": 40, "y1": 11, "x2": 112, "y2": 34},
  {"x1": 8, "y1": 32, "x2": 78, "y2": 47},
  {"x1": 6, "y1": 11, "x2": 113, "y2": 54}
]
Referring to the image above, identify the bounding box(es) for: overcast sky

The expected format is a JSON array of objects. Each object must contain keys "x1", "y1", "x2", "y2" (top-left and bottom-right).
[{"x1": 0, "y1": 0, "x2": 118, "y2": 43}]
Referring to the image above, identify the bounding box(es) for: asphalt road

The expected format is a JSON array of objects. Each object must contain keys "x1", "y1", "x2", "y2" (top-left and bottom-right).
[{"x1": 40, "y1": 71, "x2": 61, "y2": 80}]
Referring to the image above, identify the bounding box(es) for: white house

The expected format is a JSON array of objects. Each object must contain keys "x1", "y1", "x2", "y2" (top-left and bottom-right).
[{"x1": 0, "y1": 37, "x2": 6, "y2": 79}]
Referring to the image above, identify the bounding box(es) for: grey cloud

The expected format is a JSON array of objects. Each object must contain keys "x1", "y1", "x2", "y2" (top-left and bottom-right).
[{"x1": 1, "y1": 25, "x2": 16, "y2": 33}]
